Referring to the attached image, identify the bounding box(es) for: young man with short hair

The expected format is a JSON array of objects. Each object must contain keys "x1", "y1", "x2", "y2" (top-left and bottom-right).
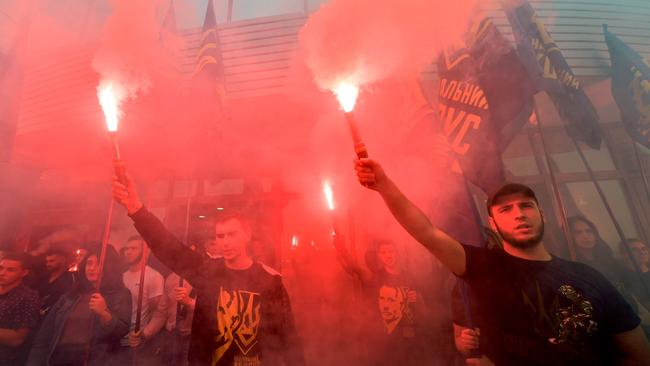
[
  {"x1": 37, "y1": 248, "x2": 75, "y2": 316},
  {"x1": 0, "y1": 252, "x2": 40, "y2": 365},
  {"x1": 119, "y1": 235, "x2": 165, "y2": 364},
  {"x1": 335, "y1": 237, "x2": 429, "y2": 365},
  {"x1": 112, "y1": 175, "x2": 305, "y2": 366},
  {"x1": 354, "y1": 158, "x2": 650, "y2": 365}
]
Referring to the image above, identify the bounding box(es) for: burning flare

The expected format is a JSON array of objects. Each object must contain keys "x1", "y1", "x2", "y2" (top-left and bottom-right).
[
  {"x1": 333, "y1": 82, "x2": 359, "y2": 113},
  {"x1": 322, "y1": 180, "x2": 335, "y2": 211},
  {"x1": 98, "y1": 82, "x2": 124, "y2": 132}
]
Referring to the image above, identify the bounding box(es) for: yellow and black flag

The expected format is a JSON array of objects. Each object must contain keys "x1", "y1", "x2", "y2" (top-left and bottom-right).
[
  {"x1": 189, "y1": 0, "x2": 227, "y2": 120},
  {"x1": 604, "y1": 25, "x2": 650, "y2": 149},
  {"x1": 180, "y1": 0, "x2": 229, "y2": 176},
  {"x1": 506, "y1": 0, "x2": 602, "y2": 149},
  {"x1": 437, "y1": 14, "x2": 534, "y2": 194}
]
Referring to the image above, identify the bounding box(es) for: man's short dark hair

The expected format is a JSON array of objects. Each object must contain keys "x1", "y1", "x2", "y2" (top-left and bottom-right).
[
  {"x1": 374, "y1": 239, "x2": 397, "y2": 249},
  {"x1": 45, "y1": 247, "x2": 71, "y2": 259},
  {"x1": 214, "y1": 210, "x2": 252, "y2": 230},
  {"x1": 1, "y1": 251, "x2": 27, "y2": 268},
  {"x1": 127, "y1": 235, "x2": 144, "y2": 242},
  {"x1": 487, "y1": 183, "x2": 539, "y2": 217}
]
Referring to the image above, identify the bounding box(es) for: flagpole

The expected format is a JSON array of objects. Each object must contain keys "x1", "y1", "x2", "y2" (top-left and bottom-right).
[
  {"x1": 630, "y1": 139, "x2": 650, "y2": 218},
  {"x1": 460, "y1": 176, "x2": 485, "y2": 359},
  {"x1": 346, "y1": 206, "x2": 361, "y2": 290},
  {"x1": 174, "y1": 179, "x2": 192, "y2": 320},
  {"x1": 568, "y1": 135, "x2": 650, "y2": 298},
  {"x1": 82, "y1": 199, "x2": 115, "y2": 366},
  {"x1": 532, "y1": 104, "x2": 577, "y2": 260},
  {"x1": 131, "y1": 245, "x2": 148, "y2": 366}
]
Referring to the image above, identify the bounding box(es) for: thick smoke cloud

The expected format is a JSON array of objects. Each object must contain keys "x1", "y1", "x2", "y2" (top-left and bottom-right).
[
  {"x1": 1, "y1": 1, "x2": 482, "y2": 365},
  {"x1": 92, "y1": 0, "x2": 165, "y2": 102},
  {"x1": 300, "y1": 0, "x2": 477, "y2": 90}
]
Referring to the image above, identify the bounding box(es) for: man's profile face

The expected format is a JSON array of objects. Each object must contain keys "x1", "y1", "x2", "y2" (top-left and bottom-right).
[
  {"x1": 204, "y1": 240, "x2": 221, "y2": 258},
  {"x1": 378, "y1": 286, "x2": 404, "y2": 322},
  {"x1": 377, "y1": 244, "x2": 397, "y2": 268},
  {"x1": 215, "y1": 218, "x2": 251, "y2": 261},
  {"x1": 490, "y1": 193, "x2": 544, "y2": 249},
  {"x1": 122, "y1": 240, "x2": 143, "y2": 266},
  {"x1": 0, "y1": 259, "x2": 27, "y2": 287},
  {"x1": 45, "y1": 254, "x2": 67, "y2": 273}
]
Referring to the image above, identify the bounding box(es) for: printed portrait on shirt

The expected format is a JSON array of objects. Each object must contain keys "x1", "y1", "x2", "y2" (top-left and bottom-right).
[{"x1": 378, "y1": 285, "x2": 409, "y2": 335}]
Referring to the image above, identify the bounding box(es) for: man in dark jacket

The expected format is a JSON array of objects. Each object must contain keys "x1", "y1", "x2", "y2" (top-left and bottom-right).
[
  {"x1": 112, "y1": 174, "x2": 305, "y2": 366},
  {"x1": 37, "y1": 247, "x2": 76, "y2": 317}
]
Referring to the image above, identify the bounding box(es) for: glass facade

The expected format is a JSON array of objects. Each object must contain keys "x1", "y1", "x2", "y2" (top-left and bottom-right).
[{"x1": 497, "y1": 94, "x2": 649, "y2": 258}]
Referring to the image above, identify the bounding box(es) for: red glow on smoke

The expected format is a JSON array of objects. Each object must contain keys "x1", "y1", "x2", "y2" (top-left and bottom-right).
[{"x1": 300, "y1": 0, "x2": 477, "y2": 91}]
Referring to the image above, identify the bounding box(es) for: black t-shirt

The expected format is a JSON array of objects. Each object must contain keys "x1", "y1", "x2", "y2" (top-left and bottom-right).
[
  {"x1": 461, "y1": 244, "x2": 640, "y2": 366},
  {"x1": 365, "y1": 269, "x2": 424, "y2": 366},
  {"x1": 183, "y1": 260, "x2": 299, "y2": 366},
  {"x1": 184, "y1": 259, "x2": 296, "y2": 366},
  {"x1": 211, "y1": 264, "x2": 265, "y2": 366},
  {"x1": 451, "y1": 279, "x2": 476, "y2": 328}
]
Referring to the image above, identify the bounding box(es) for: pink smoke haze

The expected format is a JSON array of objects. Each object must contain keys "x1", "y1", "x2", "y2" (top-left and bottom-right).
[
  {"x1": 299, "y1": 0, "x2": 478, "y2": 91},
  {"x1": 92, "y1": 0, "x2": 165, "y2": 100}
]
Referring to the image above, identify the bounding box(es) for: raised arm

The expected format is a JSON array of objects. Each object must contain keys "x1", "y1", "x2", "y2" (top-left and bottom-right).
[
  {"x1": 112, "y1": 175, "x2": 204, "y2": 283},
  {"x1": 354, "y1": 159, "x2": 466, "y2": 275},
  {"x1": 332, "y1": 233, "x2": 373, "y2": 282}
]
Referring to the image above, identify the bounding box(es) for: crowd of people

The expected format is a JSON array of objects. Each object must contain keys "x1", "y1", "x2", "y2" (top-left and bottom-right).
[{"x1": 0, "y1": 161, "x2": 650, "y2": 365}]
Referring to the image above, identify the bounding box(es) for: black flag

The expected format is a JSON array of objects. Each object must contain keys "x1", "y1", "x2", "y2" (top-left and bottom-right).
[
  {"x1": 506, "y1": 0, "x2": 602, "y2": 149},
  {"x1": 437, "y1": 14, "x2": 534, "y2": 194},
  {"x1": 604, "y1": 25, "x2": 650, "y2": 149}
]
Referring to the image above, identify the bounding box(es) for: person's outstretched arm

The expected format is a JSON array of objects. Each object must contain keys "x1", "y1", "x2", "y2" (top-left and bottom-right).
[
  {"x1": 354, "y1": 158, "x2": 466, "y2": 275},
  {"x1": 333, "y1": 233, "x2": 373, "y2": 282},
  {"x1": 112, "y1": 175, "x2": 203, "y2": 283}
]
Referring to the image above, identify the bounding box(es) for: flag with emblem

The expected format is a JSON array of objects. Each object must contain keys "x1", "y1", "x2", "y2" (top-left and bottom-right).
[
  {"x1": 436, "y1": 13, "x2": 534, "y2": 194},
  {"x1": 189, "y1": 0, "x2": 227, "y2": 120},
  {"x1": 506, "y1": 0, "x2": 602, "y2": 149},
  {"x1": 604, "y1": 25, "x2": 650, "y2": 149},
  {"x1": 178, "y1": 0, "x2": 229, "y2": 177}
]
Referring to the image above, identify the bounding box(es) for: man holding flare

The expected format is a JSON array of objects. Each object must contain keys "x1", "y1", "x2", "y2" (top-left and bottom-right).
[
  {"x1": 111, "y1": 171, "x2": 305, "y2": 366},
  {"x1": 353, "y1": 157, "x2": 650, "y2": 365}
]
